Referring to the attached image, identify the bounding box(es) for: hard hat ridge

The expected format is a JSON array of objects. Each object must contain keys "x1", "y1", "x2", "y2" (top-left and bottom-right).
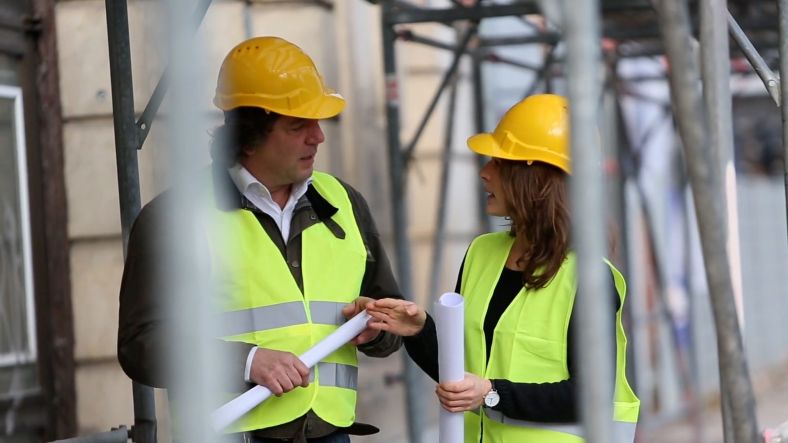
[
  {"x1": 467, "y1": 94, "x2": 571, "y2": 174},
  {"x1": 213, "y1": 36, "x2": 345, "y2": 119}
]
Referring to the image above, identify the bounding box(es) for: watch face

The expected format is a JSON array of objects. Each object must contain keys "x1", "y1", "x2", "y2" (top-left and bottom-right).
[{"x1": 484, "y1": 390, "x2": 500, "y2": 407}]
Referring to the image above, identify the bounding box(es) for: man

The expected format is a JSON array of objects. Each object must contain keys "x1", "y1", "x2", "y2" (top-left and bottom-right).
[{"x1": 118, "y1": 36, "x2": 402, "y2": 443}]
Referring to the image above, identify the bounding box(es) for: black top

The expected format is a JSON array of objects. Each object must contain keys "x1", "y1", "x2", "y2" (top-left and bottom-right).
[{"x1": 404, "y1": 261, "x2": 620, "y2": 423}]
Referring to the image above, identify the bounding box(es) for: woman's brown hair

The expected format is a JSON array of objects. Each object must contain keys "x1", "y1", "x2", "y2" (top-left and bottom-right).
[{"x1": 497, "y1": 159, "x2": 570, "y2": 289}]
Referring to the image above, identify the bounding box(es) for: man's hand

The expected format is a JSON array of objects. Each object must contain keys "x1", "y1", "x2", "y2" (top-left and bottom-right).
[
  {"x1": 436, "y1": 372, "x2": 492, "y2": 412},
  {"x1": 249, "y1": 348, "x2": 310, "y2": 396},
  {"x1": 341, "y1": 296, "x2": 380, "y2": 346}
]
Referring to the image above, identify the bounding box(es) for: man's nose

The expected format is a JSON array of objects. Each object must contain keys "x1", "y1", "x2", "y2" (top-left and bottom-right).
[{"x1": 307, "y1": 121, "x2": 325, "y2": 144}]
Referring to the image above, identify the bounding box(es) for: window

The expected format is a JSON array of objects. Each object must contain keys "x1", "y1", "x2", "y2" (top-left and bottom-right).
[{"x1": 0, "y1": 82, "x2": 38, "y2": 385}]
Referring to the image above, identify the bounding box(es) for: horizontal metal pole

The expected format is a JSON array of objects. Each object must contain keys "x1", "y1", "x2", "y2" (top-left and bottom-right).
[
  {"x1": 385, "y1": 2, "x2": 539, "y2": 25},
  {"x1": 50, "y1": 427, "x2": 129, "y2": 443},
  {"x1": 396, "y1": 29, "x2": 458, "y2": 51},
  {"x1": 482, "y1": 52, "x2": 541, "y2": 70},
  {"x1": 478, "y1": 33, "x2": 560, "y2": 47},
  {"x1": 599, "y1": 0, "x2": 652, "y2": 10}
]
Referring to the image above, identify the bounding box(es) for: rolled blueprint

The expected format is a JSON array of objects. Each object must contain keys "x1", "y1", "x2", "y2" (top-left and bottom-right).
[
  {"x1": 211, "y1": 310, "x2": 372, "y2": 431},
  {"x1": 435, "y1": 292, "x2": 465, "y2": 443}
]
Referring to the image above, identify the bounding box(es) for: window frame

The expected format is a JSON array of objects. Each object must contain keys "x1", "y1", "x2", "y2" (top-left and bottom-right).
[{"x1": 0, "y1": 84, "x2": 38, "y2": 367}]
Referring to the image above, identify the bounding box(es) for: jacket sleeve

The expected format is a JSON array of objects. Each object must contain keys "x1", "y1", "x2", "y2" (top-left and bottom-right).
[
  {"x1": 341, "y1": 181, "x2": 403, "y2": 358},
  {"x1": 117, "y1": 196, "x2": 171, "y2": 388},
  {"x1": 403, "y1": 314, "x2": 440, "y2": 381},
  {"x1": 117, "y1": 195, "x2": 251, "y2": 389}
]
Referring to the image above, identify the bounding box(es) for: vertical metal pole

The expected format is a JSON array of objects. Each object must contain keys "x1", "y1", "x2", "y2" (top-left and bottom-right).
[
  {"x1": 470, "y1": 51, "x2": 491, "y2": 233},
  {"x1": 655, "y1": 1, "x2": 760, "y2": 442},
  {"x1": 242, "y1": 0, "x2": 253, "y2": 39},
  {"x1": 380, "y1": 4, "x2": 425, "y2": 442},
  {"x1": 106, "y1": 0, "x2": 141, "y2": 252},
  {"x1": 428, "y1": 71, "x2": 459, "y2": 302},
  {"x1": 778, "y1": 0, "x2": 788, "y2": 244},
  {"x1": 560, "y1": 1, "x2": 613, "y2": 442},
  {"x1": 104, "y1": 1, "x2": 157, "y2": 442},
  {"x1": 163, "y1": 0, "x2": 219, "y2": 439},
  {"x1": 701, "y1": 1, "x2": 742, "y2": 441},
  {"x1": 702, "y1": 0, "x2": 744, "y2": 332}
]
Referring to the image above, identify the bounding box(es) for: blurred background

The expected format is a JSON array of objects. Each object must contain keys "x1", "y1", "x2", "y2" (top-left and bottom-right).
[{"x1": 0, "y1": 0, "x2": 786, "y2": 442}]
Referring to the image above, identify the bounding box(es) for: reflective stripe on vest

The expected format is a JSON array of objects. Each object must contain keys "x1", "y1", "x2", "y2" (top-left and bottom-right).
[
  {"x1": 484, "y1": 409, "x2": 637, "y2": 442},
  {"x1": 208, "y1": 171, "x2": 367, "y2": 432},
  {"x1": 484, "y1": 409, "x2": 583, "y2": 437},
  {"x1": 306, "y1": 362, "x2": 358, "y2": 390},
  {"x1": 315, "y1": 362, "x2": 358, "y2": 390},
  {"x1": 460, "y1": 232, "x2": 640, "y2": 443},
  {"x1": 219, "y1": 301, "x2": 348, "y2": 336}
]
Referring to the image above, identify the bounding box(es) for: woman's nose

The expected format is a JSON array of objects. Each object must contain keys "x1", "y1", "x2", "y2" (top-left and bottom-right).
[{"x1": 479, "y1": 160, "x2": 493, "y2": 181}]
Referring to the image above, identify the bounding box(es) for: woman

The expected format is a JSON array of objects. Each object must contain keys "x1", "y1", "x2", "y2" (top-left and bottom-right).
[{"x1": 366, "y1": 94, "x2": 639, "y2": 442}]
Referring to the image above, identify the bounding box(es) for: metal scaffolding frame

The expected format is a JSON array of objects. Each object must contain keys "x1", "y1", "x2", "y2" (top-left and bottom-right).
[
  {"x1": 375, "y1": 0, "x2": 782, "y2": 442},
  {"x1": 58, "y1": 0, "x2": 784, "y2": 441},
  {"x1": 611, "y1": 80, "x2": 704, "y2": 435}
]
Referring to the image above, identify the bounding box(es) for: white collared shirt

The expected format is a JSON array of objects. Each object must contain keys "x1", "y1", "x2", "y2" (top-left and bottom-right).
[
  {"x1": 227, "y1": 163, "x2": 312, "y2": 381},
  {"x1": 227, "y1": 163, "x2": 312, "y2": 243}
]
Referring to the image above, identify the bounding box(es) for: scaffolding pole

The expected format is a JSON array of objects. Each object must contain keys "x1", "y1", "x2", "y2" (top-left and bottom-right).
[
  {"x1": 52, "y1": 427, "x2": 129, "y2": 443},
  {"x1": 470, "y1": 50, "x2": 491, "y2": 233},
  {"x1": 135, "y1": 0, "x2": 213, "y2": 146},
  {"x1": 655, "y1": 1, "x2": 760, "y2": 442},
  {"x1": 380, "y1": 3, "x2": 426, "y2": 442},
  {"x1": 701, "y1": 1, "x2": 744, "y2": 441},
  {"x1": 427, "y1": 45, "x2": 460, "y2": 303},
  {"x1": 403, "y1": 25, "x2": 476, "y2": 163},
  {"x1": 560, "y1": 0, "x2": 615, "y2": 442},
  {"x1": 104, "y1": 0, "x2": 156, "y2": 442},
  {"x1": 779, "y1": 0, "x2": 788, "y2": 244},
  {"x1": 727, "y1": 13, "x2": 781, "y2": 106}
]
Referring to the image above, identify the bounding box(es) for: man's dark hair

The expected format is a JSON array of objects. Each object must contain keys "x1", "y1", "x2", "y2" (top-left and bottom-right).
[{"x1": 210, "y1": 107, "x2": 280, "y2": 167}]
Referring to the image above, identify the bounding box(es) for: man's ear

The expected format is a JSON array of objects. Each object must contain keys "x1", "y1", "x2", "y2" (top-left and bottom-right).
[{"x1": 241, "y1": 144, "x2": 257, "y2": 157}]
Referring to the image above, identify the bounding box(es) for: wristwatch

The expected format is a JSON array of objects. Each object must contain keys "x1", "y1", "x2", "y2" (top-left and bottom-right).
[{"x1": 483, "y1": 382, "x2": 500, "y2": 408}]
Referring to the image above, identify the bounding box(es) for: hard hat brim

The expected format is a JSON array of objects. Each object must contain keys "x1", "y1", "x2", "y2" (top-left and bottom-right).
[
  {"x1": 281, "y1": 92, "x2": 346, "y2": 120},
  {"x1": 467, "y1": 133, "x2": 522, "y2": 161},
  {"x1": 213, "y1": 92, "x2": 346, "y2": 120},
  {"x1": 467, "y1": 132, "x2": 572, "y2": 173}
]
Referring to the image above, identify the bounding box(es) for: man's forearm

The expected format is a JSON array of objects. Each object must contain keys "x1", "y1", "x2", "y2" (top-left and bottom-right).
[{"x1": 358, "y1": 331, "x2": 402, "y2": 357}]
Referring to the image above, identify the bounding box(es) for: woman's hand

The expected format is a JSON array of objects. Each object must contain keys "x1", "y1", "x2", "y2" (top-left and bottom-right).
[
  {"x1": 365, "y1": 298, "x2": 427, "y2": 337},
  {"x1": 436, "y1": 372, "x2": 492, "y2": 412},
  {"x1": 341, "y1": 296, "x2": 381, "y2": 345}
]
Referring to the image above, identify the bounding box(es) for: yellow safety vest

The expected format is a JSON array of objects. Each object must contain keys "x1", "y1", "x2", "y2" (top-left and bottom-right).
[
  {"x1": 461, "y1": 232, "x2": 640, "y2": 443},
  {"x1": 208, "y1": 171, "x2": 367, "y2": 432}
]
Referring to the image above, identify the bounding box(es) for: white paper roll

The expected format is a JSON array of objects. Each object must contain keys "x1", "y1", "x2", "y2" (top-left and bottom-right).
[
  {"x1": 210, "y1": 310, "x2": 372, "y2": 431},
  {"x1": 435, "y1": 292, "x2": 465, "y2": 443}
]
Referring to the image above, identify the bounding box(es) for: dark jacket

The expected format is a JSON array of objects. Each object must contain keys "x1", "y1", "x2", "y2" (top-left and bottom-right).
[{"x1": 117, "y1": 165, "x2": 402, "y2": 436}]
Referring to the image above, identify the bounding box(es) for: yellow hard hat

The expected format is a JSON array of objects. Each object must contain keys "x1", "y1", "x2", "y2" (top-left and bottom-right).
[
  {"x1": 213, "y1": 36, "x2": 345, "y2": 119},
  {"x1": 467, "y1": 94, "x2": 571, "y2": 174}
]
